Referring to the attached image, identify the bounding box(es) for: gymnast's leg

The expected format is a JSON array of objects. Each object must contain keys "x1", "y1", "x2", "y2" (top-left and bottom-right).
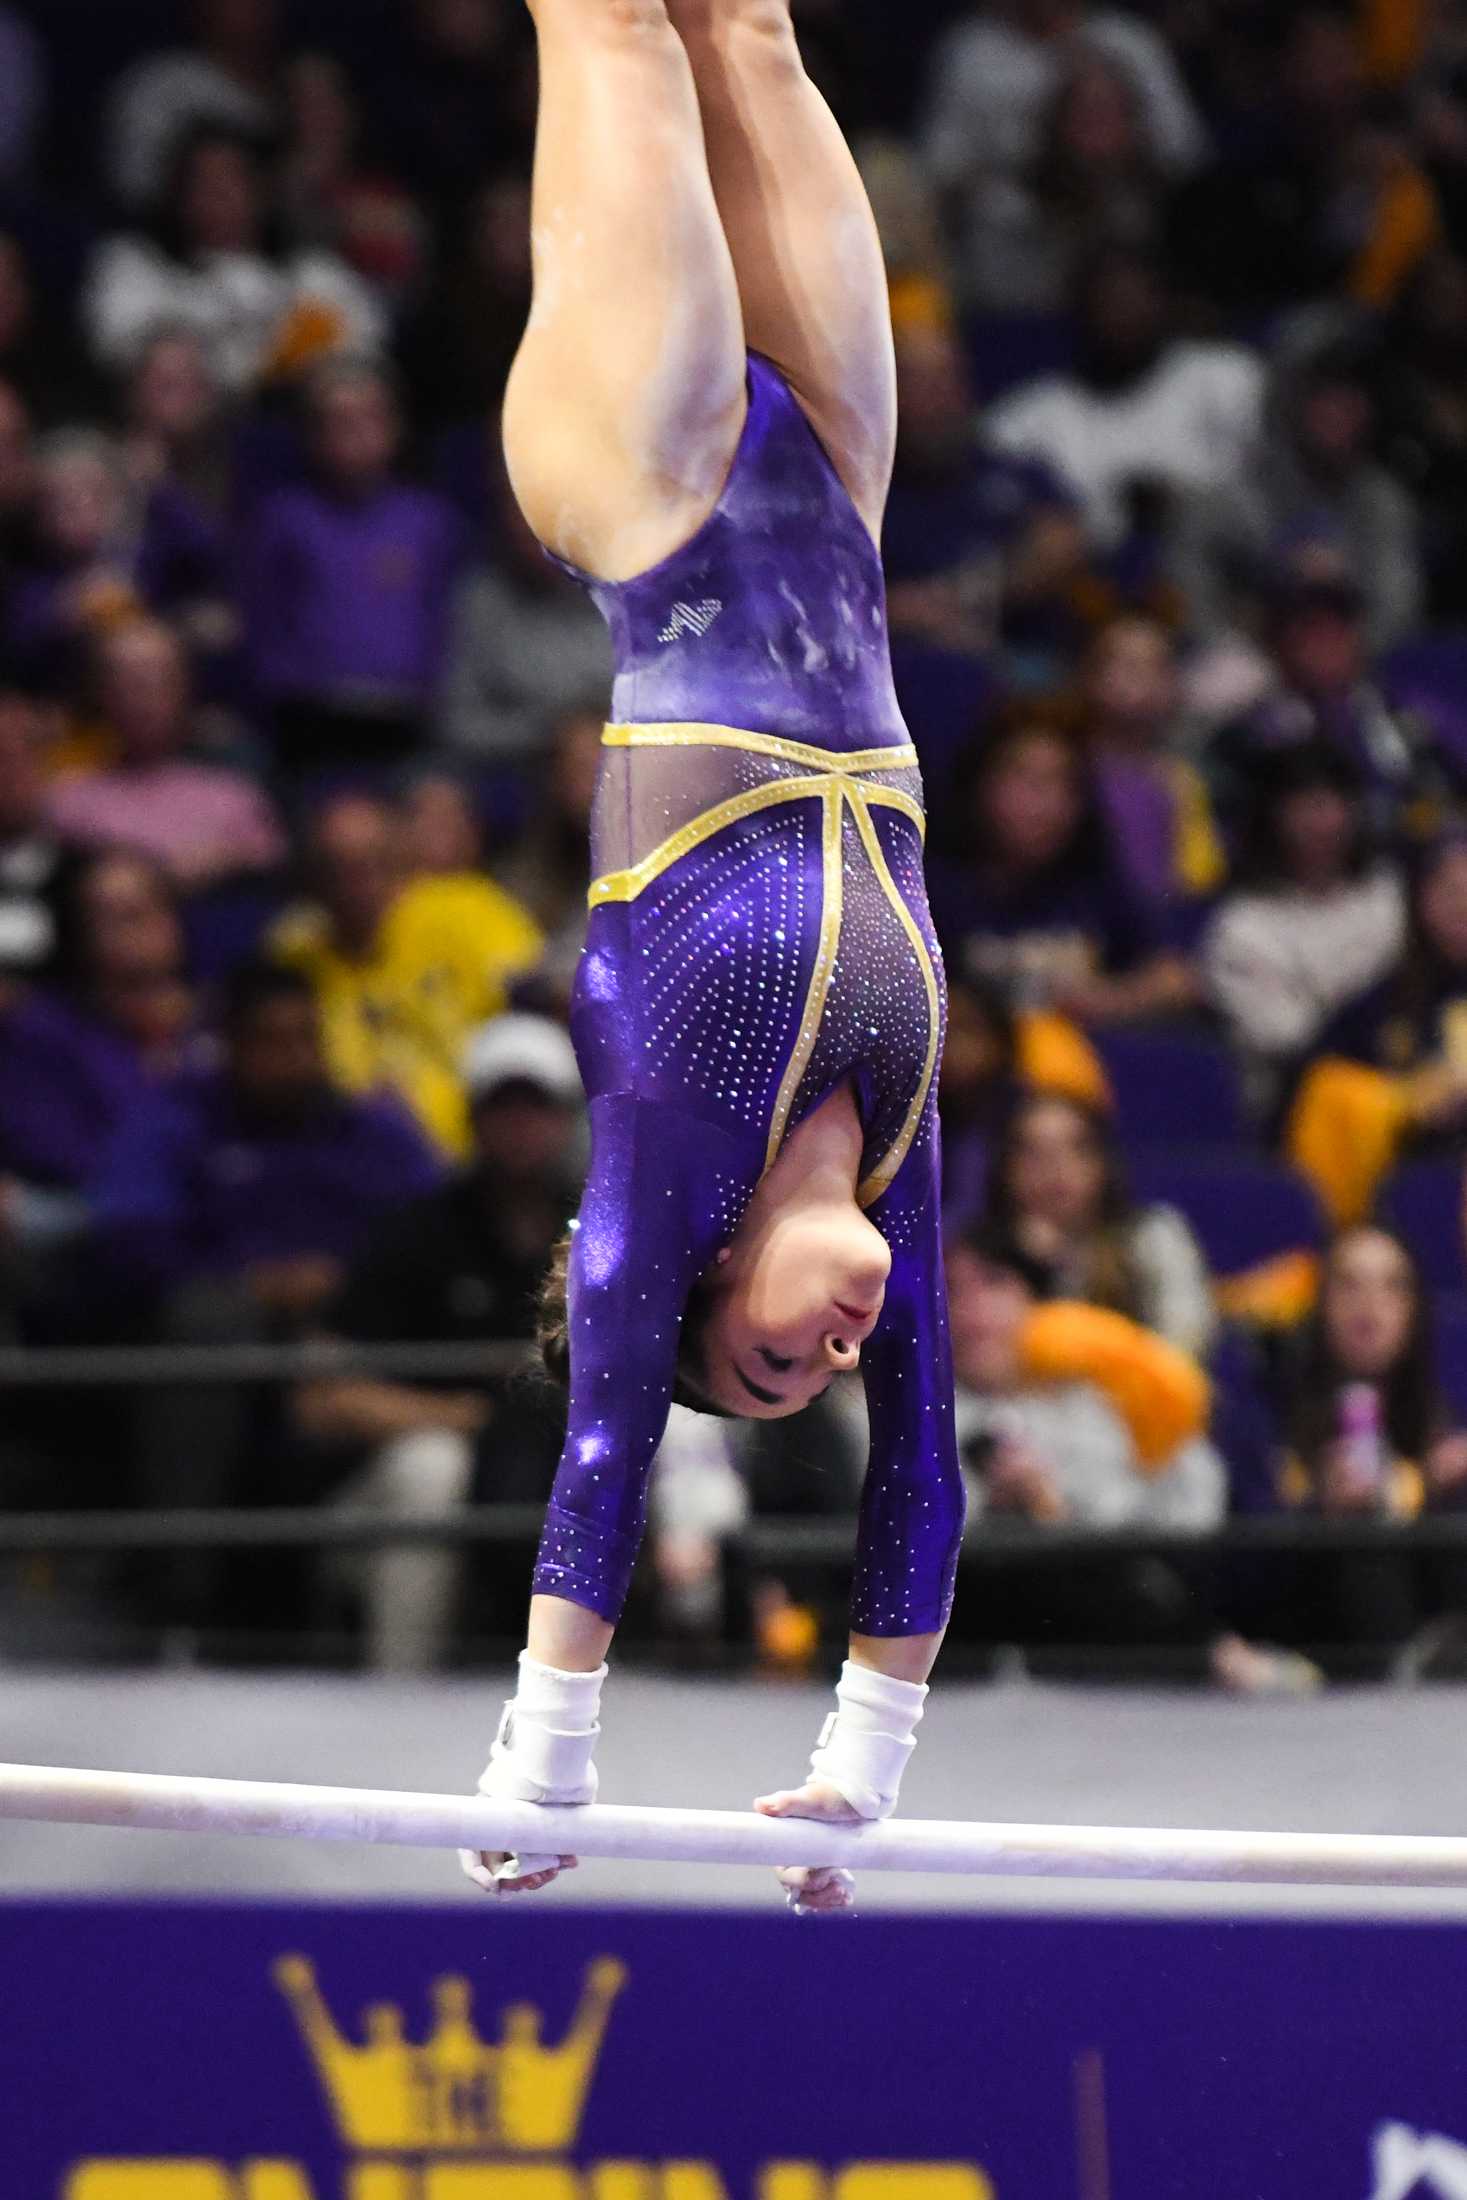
[
  {"x1": 667, "y1": 0, "x2": 897, "y2": 541},
  {"x1": 503, "y1": 0, "x2": 749, "y2": 584},
  {"x1": 465, "y1": 0, "x2": 751, "y2": 1897}
]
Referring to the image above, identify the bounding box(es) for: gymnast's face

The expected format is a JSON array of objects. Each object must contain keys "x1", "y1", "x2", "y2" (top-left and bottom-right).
[{"x1": 694, "y1": 1202, "x2": 892, "y2": 1419}]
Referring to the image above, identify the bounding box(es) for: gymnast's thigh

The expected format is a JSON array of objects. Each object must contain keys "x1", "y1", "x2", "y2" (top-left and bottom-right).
[{"x1": 505, "y1": 0, "x2": 749, "y2": 582}]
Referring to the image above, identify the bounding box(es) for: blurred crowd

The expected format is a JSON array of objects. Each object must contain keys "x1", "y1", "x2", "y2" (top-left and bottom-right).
[{"x1": 8, "y1": 0, "x2": 1467, "y2": 1675}]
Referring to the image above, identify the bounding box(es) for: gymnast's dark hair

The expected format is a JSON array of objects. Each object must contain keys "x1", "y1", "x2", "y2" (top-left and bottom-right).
[{"x1": 536, "y1": 1232, "x2": 736, "y2": 1419}]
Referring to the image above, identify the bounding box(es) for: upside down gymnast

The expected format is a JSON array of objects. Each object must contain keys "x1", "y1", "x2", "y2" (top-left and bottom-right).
[{"x1": 461, "y1": 0, "x2": 966, "y2": 1915}]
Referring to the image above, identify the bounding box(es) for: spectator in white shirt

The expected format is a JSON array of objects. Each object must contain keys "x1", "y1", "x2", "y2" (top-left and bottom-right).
[
  {"x1": 947, "y1": 1227, "x2": 1223, "y2": 1534},
  {"x1": 104, "y1": 0, "x2": 279, "y2": 213},
  {"x1": 1204, "y1": 740, "x2": 1406, "y2": 1115},
  {"x1": 986, "y1": 245, "x2": 1264, "y2": 552},
  {"x1": 985, "y1": 1089, "x2": 1218, "y2": 1358},
  {"x1": 84, "y1": 123, "x2": 383, "y2": 401}
]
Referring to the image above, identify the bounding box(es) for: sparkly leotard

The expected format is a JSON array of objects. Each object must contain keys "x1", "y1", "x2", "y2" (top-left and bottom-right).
[{"x1": 535, "y1": 356, "x2": 965, "y2": 1637}]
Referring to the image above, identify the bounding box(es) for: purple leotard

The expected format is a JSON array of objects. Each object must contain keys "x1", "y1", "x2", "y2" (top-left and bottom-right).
[{"x1": 535, "y1": 356, "x2": 965, "y2": 1636}]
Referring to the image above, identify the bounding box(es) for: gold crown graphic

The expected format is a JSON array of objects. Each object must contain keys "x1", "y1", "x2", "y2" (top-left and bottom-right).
[{"x1": 273, "y1": 1952, "x2": 627, "y2": 2155}]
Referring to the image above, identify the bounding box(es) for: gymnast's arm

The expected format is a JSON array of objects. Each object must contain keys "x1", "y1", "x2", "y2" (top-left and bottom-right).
[
  {"x1": 532, "y1": 1090, "x2": 765, "y2": 1625},
  {"x1": 854, "y1": 1110, "x2": 967, "y2": 1641}
]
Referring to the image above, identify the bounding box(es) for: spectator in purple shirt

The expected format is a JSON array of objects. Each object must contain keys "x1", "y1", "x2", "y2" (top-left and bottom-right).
[
  {"x1": 52, "y1": 848, "x2": 201, "y2": 1089},
  {"x1": 1079, "y1": 612, "x2": 1227, "y2": 938},
  {"x1": 0, "y1": 971, "x2": 146, "y2": 1188},
  {"x1": 245, "y1": 358, "x2": 465, "y2": 775},
  {"x1": 0, "y1": 726, "x2": 156, "y2": 1272},
  {"x1": 928, "y1": 707, "x2": 1198, "y2": 1026},
  {"x1": 1, "y1": 843, "x2": 199, "y2": 1282},
  {"x1": 48, "y1": 619, "x2": 285, "y2": 896},
  {"x1": 93, "y1": 960, "x2": 438, "y2": 1309},
  {"x1": 5, "y1": 428, "x2": 236, "y2": 697},
  {"x1": 91, "y1": 960, "x2": 440, "y2": 1625}
]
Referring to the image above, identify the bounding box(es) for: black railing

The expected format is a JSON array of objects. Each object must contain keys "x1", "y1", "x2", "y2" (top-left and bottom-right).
[
  {"x1": 3, "y1": 1338, "x2": 1462, "y2": 1675},
  {"x1": 0, "y1": 1340, "x2": 530, "y2": 1388},
  {"x1": 0, "y1": 1504, "x2": 1464, "y2": 1560}
]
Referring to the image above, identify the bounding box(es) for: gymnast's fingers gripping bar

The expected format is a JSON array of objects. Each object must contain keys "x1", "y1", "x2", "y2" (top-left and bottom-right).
[{"x1": 2, "y1": 1763, "x2": 1467, "y2": 1887}]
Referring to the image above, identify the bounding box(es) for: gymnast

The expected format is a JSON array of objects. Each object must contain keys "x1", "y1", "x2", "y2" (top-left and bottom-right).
[{"x1": 461, "y1": 0, "x2": 966, "y2": 1915}]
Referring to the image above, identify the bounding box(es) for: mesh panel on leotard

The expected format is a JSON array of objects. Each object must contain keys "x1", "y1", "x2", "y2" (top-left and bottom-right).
[{"x1": 589, "y1": 737, "x2": 921, "y2": 883}]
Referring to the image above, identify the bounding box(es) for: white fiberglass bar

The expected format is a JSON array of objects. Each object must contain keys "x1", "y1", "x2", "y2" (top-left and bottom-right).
[{"x1": 1, "y1": 1762, "x2": 1466, "y2": 1887}]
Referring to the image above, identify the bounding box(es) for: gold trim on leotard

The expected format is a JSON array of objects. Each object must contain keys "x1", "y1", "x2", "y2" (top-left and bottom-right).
[
  {"x1": 855, "y1": 781, "x2": 928, "y2": 839},
  {"x1": 587, "y1": 770, "x2": 833, "y2": 908},
  {"x1": 588, "y1": 721, "x2": 938, "y2": 1195},
  {"x1": 847, "y1": 791, "x2": 944, "y2": 1208},
  {"x1": 602, "y1": 720, "x2": 918, "y2": 777}
]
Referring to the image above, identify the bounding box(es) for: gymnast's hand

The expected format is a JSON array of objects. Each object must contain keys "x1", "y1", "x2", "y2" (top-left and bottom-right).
[
  {"x1": 460, "y1": 1846, "x2": 579, "y2": 1898},
  {"x1": 754, "y1": 1777, "x2": 861, "y2": 1916},
  {"x1": 459, "y1": 1743, "x2": 584, "y2": 1899}
]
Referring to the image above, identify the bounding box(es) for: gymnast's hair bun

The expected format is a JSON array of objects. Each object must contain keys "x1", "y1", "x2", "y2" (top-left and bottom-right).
[{"x1": 536, "y1": 1233, "x2": 574, "y2": 1390}]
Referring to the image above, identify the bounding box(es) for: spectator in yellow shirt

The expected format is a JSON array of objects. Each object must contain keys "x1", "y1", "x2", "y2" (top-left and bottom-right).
[{"x1": 271, "y1": 790, "x2": 543, "y2": 1155}]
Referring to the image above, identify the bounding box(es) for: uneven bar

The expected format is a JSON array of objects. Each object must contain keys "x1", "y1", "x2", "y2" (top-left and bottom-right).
[{"x1": 1, "y1": 1763, "x2": 1466, "y2": 1887}]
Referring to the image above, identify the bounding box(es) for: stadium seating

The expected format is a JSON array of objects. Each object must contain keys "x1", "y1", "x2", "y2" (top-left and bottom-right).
[
  {"x1": 1096, "y1": 1031, "x2": 1251, "y2": 1150},
  {"x1": 1129, "y1": 1153, "x2": 1326, "y2": 1278},
  {"x1": 1380, "y1": 1162, "x2": 1467, "y2": 1293}
]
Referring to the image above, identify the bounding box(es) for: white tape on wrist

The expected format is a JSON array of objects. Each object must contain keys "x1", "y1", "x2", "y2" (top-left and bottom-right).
[
  {"x1": 461, "y1": 1654, "x2": 608, "y2": 1887},
  {"x1": 486, "y1": 1700, "x2": 602, "y2": 1801},
  {"x1": 807, "y1": 1660, "x2": 929, "y2": 1821}
]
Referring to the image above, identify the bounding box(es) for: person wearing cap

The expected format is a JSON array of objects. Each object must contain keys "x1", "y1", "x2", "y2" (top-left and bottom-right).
[{"x1": 296, "y1": 1014, "x2": 582, "y2": 1669}]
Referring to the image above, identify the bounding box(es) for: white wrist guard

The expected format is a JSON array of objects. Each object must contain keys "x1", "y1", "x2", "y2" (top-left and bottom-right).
[
  {"x1": 461, "y1": 1653, "x2": 607, "y2": 1887},
  {"x1": 482, "y1": 1652, "x2": 607, "y2": 1804},
  {"x1": 808, "y1": 1660, "x2": 928, "y2": 1821}
]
